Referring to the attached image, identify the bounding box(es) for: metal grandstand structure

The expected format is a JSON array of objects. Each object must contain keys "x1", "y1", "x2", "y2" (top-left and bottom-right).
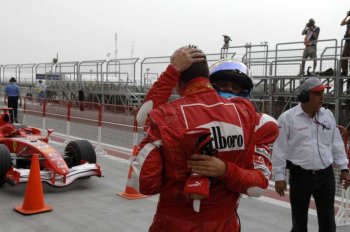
[{"x1": 0, "y1": 38, "x2": 349, "y2": 127}]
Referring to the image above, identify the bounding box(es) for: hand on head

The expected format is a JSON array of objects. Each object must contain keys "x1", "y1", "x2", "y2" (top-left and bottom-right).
[{"x1": 171, "y1": 46, "x2": 205, "y2": 72}]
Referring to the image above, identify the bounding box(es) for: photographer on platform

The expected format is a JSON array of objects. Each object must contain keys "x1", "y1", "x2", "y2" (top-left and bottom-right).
[
  {"x1": 298, "y1": 18, "x2": 320, "y2": 76},
  {"x1": 340, "y1": 11, "x2": 350, "y2": 76}
]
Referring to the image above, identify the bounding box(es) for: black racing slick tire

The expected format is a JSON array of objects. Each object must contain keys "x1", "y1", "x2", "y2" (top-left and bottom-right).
[
  {"x1": 64, "y1": 140, "x2": 97, "y2": 168},
  {"x1": 0, "y1": 144, "x2": 11, "y2": 187}
]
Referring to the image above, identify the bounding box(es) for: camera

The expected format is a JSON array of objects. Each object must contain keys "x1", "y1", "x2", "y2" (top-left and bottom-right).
[
  {"x1": 348, "y1": 11, "x2": 350, "y2": 16},
  {"x1": 306, "y1": 22, "x2": 314, "y2": 27}
]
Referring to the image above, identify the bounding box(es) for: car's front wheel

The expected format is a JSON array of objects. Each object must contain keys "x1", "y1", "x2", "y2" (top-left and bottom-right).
[
  {"x1": 64, "y1": 140, "x2": 96, "y2": 168},
  {"x1": 0, "y1": 144, "x2": 11, "y2": 187}
]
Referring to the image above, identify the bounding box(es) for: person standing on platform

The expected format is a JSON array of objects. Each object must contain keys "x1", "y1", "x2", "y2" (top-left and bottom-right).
[
  {"x1": 4, "y1": 77, "x2": 21, "y2": 123},
  {"x1": 272, "y1": 77, "x2": 350, "y2": 232},
  {"x1": 340, "y1": 10, "x2": 350, "y2": 76},
  {"x1": 298, "y1": 19, "x2": 320, "y2": 76}
]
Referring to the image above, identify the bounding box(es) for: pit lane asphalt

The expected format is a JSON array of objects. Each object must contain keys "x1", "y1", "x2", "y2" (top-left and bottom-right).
[{"x1": 1, "y1": 143, "x2": 350, "y2": 232}]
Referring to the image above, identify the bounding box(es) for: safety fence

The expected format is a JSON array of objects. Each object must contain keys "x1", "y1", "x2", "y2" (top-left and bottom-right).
[
  {"x1": 21, "y1": 96, "x2": 140, "y2": 150},
  {"x1": 0, "y1": 39, "x2": 348, "y2": 87},
  {"x1": 335, "y1": 126, "x2": 350, "y2": 226}
]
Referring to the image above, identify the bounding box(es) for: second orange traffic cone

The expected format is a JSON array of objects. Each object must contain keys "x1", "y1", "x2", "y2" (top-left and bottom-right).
[
  {"x1": 14, "y1": 154, "x2": 53, "y2": 215},
  {"x1": 117, "y1": 145, "x2": 149, "y2": 200}
]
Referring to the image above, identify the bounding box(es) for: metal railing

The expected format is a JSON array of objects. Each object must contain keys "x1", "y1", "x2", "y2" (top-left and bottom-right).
[{"x1": 1, "y1": 39, "x2": 350, "y2": 125}]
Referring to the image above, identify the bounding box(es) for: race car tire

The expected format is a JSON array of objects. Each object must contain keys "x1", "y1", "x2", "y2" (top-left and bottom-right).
[
  {"x1": 0, "y1": 144, "x2": 11, "y2": 187},
  {"x1": 64, "y1": 140, "x2": 97, "y2": 167}
]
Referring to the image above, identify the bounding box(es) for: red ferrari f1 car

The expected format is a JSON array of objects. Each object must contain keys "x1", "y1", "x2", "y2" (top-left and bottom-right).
[{"x1": 0, "y1": 108, "x2": 102, "y2": 187}]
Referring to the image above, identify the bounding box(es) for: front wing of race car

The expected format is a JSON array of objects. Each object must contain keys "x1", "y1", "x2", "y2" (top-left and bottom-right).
[{"x1": 6, "y1": 163, "x2": 102, "y2": 187}]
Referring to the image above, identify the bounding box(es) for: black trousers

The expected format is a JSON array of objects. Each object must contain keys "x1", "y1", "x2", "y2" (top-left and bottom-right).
[
  {"x1": 341, "y1": 40, "x2": 350, "y2": 75},
  {"x1": 289, "y1": 164, "x2": 335, "y2": 232},
  {"x1": 7, "y1": 96, "x2": 18, "y2": 123}
]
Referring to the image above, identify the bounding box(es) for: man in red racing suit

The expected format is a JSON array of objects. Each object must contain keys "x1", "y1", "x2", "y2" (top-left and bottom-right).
[{"x1": 130, "y1": 46, "x2": 277, "y2": 232}]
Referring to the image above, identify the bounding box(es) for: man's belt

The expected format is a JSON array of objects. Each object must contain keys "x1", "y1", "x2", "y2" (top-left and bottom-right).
[{"x1": 288, "y1": 161, "x2": 332, "y2": 175}]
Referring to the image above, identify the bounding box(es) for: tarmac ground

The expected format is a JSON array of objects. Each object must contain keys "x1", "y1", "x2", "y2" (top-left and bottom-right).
[{"x1": 1, "y1": 142, "x2": 350, "y2": 232}]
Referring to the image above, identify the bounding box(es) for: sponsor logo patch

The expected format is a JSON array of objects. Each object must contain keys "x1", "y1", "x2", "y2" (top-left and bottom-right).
[
  {"x1": 181, "y1": 103, "x2": 245, "y2": 152},
  {"x1": 188, "y1": 181, "x2": 203, "y2": 188},
  {"x1": 200, "y1": 121, "x2": 245, "y2": 151}
]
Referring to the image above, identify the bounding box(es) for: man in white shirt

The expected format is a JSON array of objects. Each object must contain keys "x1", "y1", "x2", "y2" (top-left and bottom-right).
[{"x1": 272, "y1": 77, "x2": 350, "y2": 232}]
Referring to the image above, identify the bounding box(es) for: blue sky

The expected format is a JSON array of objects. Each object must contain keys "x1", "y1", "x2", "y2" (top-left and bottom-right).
[{"x1": 0, "y1": 0, "x2": 348, "y2": 64}]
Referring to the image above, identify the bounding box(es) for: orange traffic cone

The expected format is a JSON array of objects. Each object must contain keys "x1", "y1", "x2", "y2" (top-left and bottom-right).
[
  {"x1": 14, "y1": 154, "x2": 53, "y2": 215},
  {"x1": 117, "y1": 145, "x2": 149, "y2": 200}
]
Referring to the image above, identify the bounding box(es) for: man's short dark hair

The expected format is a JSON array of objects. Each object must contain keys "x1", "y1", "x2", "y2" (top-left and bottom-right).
[{"x1": 179, "y1": 45, "x2": 209, "y2": 85}]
